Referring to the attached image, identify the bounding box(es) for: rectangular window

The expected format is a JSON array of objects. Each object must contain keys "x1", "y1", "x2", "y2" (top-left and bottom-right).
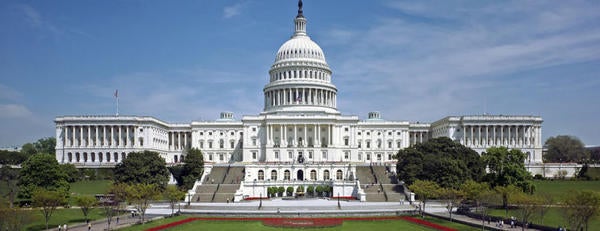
[
  {"x1": 344, "y1": 127, "x2": 349, "y2": 132},
  {"x1": 344, "y1": 151, "x2": 349, "y2": 159},
  {"x1": 288, "y1": 151, "x2": 293, "y2": 159},
  {"x1": 366, "y1": 141, "x2": 371, "y2": 148},
  {"x1": 200, "y1": 141, "x2": 204, "y2": 149},
  {"x1": 322, "y1": 151, "x2": 327, "y2": 159},
  {"x1": 219, "y1": 154, "x2": 224, "y2": 161},
  {"x1": 274, "y1": 151, "x2": 279, "y2": 159},
  {"x1": 344, "y1": 138, "x2": 349, "y2": 146},
  {"x1": 308, "y1": 151, "x2": 313, "y2": 159},
  {"x1": 209, "y1": 154, "x2": 213, "y2": 161},
  {"x1": 208, "y1": 141, "x2": 213, "y2": 148},
  {"x1": 230, "y1": 141, "x2": 235, "y2": 149},
  {"x1": 388, "y1": 141, "x2": 392, "y2": 149},
  {"x1": 252, "y1": 151, "x2": 257, "y2": 159},
  {"x1": 367, "y1": 154, "x2": 371, "y2": 160},
  {"x1": 252, "y1": 138, "x2": 257, "y2": 146},
  {"x1": 358, "y1": 140, "x2": 362, "y2": 148},
  {"x1": 397, "y1": 141, "x2": 402, "y2": 148},
  {"x1": 358, "y1": 153, "x2": 362, "y2": 160}
]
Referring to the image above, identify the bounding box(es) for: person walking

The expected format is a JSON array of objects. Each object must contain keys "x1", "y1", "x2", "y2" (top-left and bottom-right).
[
  {"x1": 63, "y1": 224, "x2": 67, "y2": 231},
  {"x1": 88, "y1": 223, "x2": 91, "y2": 231}
]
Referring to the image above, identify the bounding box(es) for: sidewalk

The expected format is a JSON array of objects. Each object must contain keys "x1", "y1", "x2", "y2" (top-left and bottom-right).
[
  {"x1": 46, "y1": 213, "x2": 162, "y2": 231},
  {"x1": 427, "y1": 211, "x2": 540, "y2": 231}
]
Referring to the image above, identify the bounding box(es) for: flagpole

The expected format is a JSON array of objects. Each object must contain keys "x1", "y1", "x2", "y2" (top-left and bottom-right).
[{"x1": 115, "y1": 89, "x2": 119, "y2": 116}]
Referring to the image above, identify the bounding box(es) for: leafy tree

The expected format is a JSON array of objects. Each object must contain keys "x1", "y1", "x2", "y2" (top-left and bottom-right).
[
  {"x1": 180, "y1": 148, "x2": 204, "y2": 190},
  {"x1": 286, "y1": 186, "x2": 294, "y2": 196},
  {"x1": 17, "y1": 154, "x2": 69, "y2": 200},
  {"x1": 409, "y1": 180, "x2": 441, "y2": 217},
  {"x1": 164, "y1": 186, "x2": 185, "y2": 216},
  {"x1": 32, "y1": 189, "x2": 66, "y2": 230},
  {"x1": 114, "y1": 151, "x2": 169, "y2": 189},
  {"x1": 440, "y1": 187, "x2": 464, "y2": 221},
  {"x1": 74, "y1": 195, "x2": 97, "y2": 223},
  {"x1": 277, "y1": 186, "x2": 285, "y2": 197},
  {"x1": 0, "y1": 150, "x2": 28, "y2": 165},
  {"x1": 126, "y1": 183, "x2": 162, "y2": 224},
  {"x1": 512, "y1": 192, "x2": 542, "y2": 231},
  {"x1": 0, "y1": 197, "x2": 32, "y2": 231},
  {"x1": 396, "y1": 137, "x2": 484, "y2": 188},
  {"x1": 482, "y1": 147, "x2": 534, "y2": 194},
  {"x1": 0, "y1": 165, "x2": 19, "y2": 208},
  {"x1": 478, "y1": 189, "x2": 501, "y2": 229},
  {"x1": 306, "y1": 185, "x2": 315, "y2": 197},
  {"x1": 21, "y1": 137, "x2": 56, "y2": 156},
  {"x1": 104, "y1": 183, "x2": 128, "y2": 230},
  {"x1": 544, "y1": 135, "x2": 589, "y2": 163},
  {"x1": 494, "y1": 185, "x2": 521, "y2": 216},
  {"x1": 460, "y1": 180, "x2": 490, "y2": 214},
  {"x1": 60, "y1": 164, "x2": 80, "y2": 183},
  {"x1": 562, "y1": 190, "x2": 600, "y2": 231}
]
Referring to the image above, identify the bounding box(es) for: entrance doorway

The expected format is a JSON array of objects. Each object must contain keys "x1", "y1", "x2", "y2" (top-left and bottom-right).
[{"x1": 297, "y1": 170, "x2": 304, "y2": 181}]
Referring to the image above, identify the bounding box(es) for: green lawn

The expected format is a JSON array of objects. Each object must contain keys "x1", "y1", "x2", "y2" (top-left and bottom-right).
[
  {"x1": 533, "y1": 180, "x2": 600, "y2": 200},
  {"x1": 68, "y1": 179, "x2": 112, "y2": 205},
  {"x1": 120, "y1": 216, "x2": 482, "y2": 231},
  {"x1": 488, "y1": 207, "x2": 600, "y2": 231},
  {"x1": 24, "y1": 207, "x2": 109, "y2": 231}
]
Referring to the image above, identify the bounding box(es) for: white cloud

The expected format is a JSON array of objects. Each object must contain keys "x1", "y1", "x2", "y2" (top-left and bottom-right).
[
  {"x1": 223, "y1": 2, "x2": 244, "y2": 19},
  {"x1": 0, "y1": 104, "x2": 33, "y2": 118},
  {"x1": 325, "y1": 1, "x2": 600, "y2": 122}
]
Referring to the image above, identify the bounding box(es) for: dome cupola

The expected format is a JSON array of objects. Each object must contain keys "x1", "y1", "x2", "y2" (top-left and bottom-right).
[{"x1": 262, "y1": 0, "x2": 339, "y2": 115}]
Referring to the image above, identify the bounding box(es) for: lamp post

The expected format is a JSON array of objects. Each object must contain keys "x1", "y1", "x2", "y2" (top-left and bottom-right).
[
  {"x1": 337, "y1": 192, "x2": 341, "y2": 209},
  {"x1": 187, "y1": 193, "x2": 191, "y2": 206}
]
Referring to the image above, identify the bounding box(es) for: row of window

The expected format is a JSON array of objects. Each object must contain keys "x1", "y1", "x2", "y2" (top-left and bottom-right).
[
  {"x1": 257, "y1": 169, "x2": 343, "y2": 181},
  {"x1": 199, "y1": 139, "x2": 240, "y2": 149}
]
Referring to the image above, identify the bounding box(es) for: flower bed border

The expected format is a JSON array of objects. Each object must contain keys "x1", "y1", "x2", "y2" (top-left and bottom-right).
[{"x1": 146, "y1": 216, "x2": 458, "y2": 231}]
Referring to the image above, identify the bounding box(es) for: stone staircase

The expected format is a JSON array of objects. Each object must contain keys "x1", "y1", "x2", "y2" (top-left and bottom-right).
[
  {"x1": 356, "y1": 165, "x2": 405, "y2": 202},
  {"x1": 193, "y1": 165, "x2": 243, "y2": 202}
]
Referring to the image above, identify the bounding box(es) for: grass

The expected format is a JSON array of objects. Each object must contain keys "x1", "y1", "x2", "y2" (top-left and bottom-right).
[
  {"x1": 119, "y1": 216, "x2": 482, "y2": 231},
  {"x1": 68, "y1": 179, "x2": 112, "y2": 205},
  {"x1": 488, "y1": 207, "x2": 600, "y2": 230},
  {"x1": 533, "y1": 180, "x2": 600, "y2": 200},
  {"x1": 24, "y1": 207, "x2": 109, "y2": 231}
]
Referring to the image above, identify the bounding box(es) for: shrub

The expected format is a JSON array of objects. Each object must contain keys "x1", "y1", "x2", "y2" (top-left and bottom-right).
[{"x1": 286, "y1": 186, "x2": 294, "y2": 196}]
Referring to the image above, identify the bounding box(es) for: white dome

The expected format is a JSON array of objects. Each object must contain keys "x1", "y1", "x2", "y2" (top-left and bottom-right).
[{"x1": 275, "y1": 36, "x2": 326, "y2": 63}]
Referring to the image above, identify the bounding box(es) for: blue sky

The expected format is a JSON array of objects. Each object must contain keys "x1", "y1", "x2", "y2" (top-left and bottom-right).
[{"x1": 1, "y1": 0, "x2": 599, "y2": 147}]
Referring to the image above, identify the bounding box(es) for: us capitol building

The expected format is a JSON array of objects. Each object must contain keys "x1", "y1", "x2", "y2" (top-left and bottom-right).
[{"x1": 54, "y1": 1, "x2": 543, "y2": 201}]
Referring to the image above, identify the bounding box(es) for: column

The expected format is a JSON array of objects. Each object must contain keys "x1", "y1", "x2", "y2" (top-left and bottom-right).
[
  {"x1": 283, "y1": 125, "x2": 287, "y2": 147},
  {"x1": 86, "y1": 126, "x2": 90, "y2": 147},
  {"x1": 177, "y1": 132, "x2": 181, "y2": 150},
  {"x1": 329, "y1": 124, "x2": 332, "y2": 146},
  {"x1": 316, "y1": 124, "x2": 320, "y2": 146},
  {"x1": 294, "y1": 124, "x2": 297, "y2": 146},
  {"x1": 470, "y1": 126, "x2": 474, "y2": 146},
  {"x1": 304, "y1": 124, "x2": 307, "y2": 146},
  {"x1": 94, "y1": 126, "x2": 98, "y2": 147},
  {"x1": 102, "y1": 126, "x2": 106, "y2": 147}
]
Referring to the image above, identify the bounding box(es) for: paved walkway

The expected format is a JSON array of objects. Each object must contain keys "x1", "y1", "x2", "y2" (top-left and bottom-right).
[{"x1": 47, "y1": 213, "x2": 162, "y2": 231}]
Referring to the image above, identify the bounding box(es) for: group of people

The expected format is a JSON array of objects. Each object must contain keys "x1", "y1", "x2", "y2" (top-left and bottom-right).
[{"x1": 57, "y1": 224, "x2": 67, "y2": 231}]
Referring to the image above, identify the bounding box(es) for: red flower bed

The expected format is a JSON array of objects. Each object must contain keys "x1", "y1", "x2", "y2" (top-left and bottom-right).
[
  {"x1": 146, "y1": 216, "x2": 458, "y2": 231},
  {"x1": 400, "y1": 216, "x2": 458, "y2": 231},
  {"x1": 262, "y1": 217, "x2": 342, "y2": 228}
]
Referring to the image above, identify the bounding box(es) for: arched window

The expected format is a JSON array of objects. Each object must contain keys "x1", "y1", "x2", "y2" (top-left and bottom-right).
[
  {"x1": 121, "y1": 152, "x2": 126, "y2": 160},
  {"x1": 180, "y1": 155, "x2": 184, "y2": 162},
  {"x1": 271, "y1": 170, "x2": 277, "y2": 181},
  {"x1": 310, "y1": 170, "x2": 316, "y2": 180},
  {"x1": 114, "y1": 153, "x2": 119, "y2": 162},
  {"x1": 323, "y1": 170, "x2": 330, "y2": 180},
  {"x1": 284, "y1": 170, "x2": 291, "y2": 180},
  {"x1": 91, "y1": 152, "x2": 95, "y2": 162},
  {"x1": 83, "y1": 152, "x2": 88, "y2": 162},
  {"x1": 98, "y1": 152, "x2": 103, "y2": 162},
  {"x1": 258, "y1": 170, "x2": 264, "y2": 180},
  {"x1": 174, "y1": 155, "x2": 178, "y2": 163},
  {"x1": 68, "y1": 152, "x2": 72, "y2": 162},
  {"x1": 336, "y1": 170, "x2": 343, "y2": 180},
  {"x1": 75, "y1": 153, "x2": 80, "y2": 162}
]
